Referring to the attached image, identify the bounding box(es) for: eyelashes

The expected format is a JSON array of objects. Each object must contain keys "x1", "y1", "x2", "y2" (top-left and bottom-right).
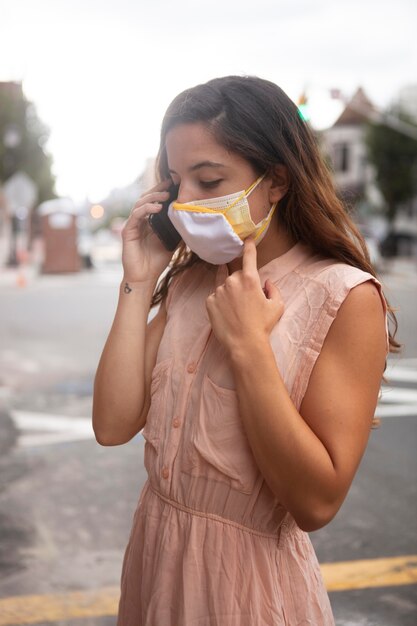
[
  {"x1": 200, "y1": 179, "x2": 223, "y2": 189},
  {"x1": 169, "y1": 178, "x2": 224, "y2": 192}
]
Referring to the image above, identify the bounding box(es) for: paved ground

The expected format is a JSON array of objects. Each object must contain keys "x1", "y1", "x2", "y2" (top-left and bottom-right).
[{"x1": 0, "y1": 256, "x2": 416, "y2": 625}]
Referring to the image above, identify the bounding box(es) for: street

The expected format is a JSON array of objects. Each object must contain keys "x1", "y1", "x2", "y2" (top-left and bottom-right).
[{"x1": 0, "y1": 257, "x2": 416, "y2": 626}]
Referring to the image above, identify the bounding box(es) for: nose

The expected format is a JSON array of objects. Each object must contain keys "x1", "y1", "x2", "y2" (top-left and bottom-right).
[{"x1": 175, "y1": 183, "x2": 194, "y2": 204}]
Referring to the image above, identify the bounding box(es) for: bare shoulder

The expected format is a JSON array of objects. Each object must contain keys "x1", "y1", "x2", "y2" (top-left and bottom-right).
[
  {"x1": 315, "y1": 279, "x2": 388, "y2": 393},
  {"x1": 339, "y1": 279, "x2": 385, "y2": 315},
  {"x1": 329, "y1": 280, "x2": 386, "y2": 351}
]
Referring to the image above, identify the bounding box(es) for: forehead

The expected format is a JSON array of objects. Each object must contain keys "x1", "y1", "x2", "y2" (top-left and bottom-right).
[{"x1": 165, "y1": 122, "x2": 246, "y2": 171}]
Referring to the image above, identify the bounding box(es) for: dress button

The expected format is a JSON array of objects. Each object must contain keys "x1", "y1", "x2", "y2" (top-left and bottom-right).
[
  {"x1": 172, "y1": 417, "x2": 181, "y2": 428},
  {"x1": 161, "y1": 467, "x2": 169, "y2": 479},
  {"x1": 187, "y1": 361, "x2": 197, "y2": 373}
]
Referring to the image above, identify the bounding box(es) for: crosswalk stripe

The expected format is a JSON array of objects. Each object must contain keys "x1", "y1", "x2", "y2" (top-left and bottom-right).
[
  {"x1": 10, "y1": 410, "x2": 94, "y2": 447},
  {"x1": 0, "y1": 555, "x2": 416, "y2": 625},
  {"x1": 379, "y1": 387, "x2": 417, "y2": 403},
  {"x1": 384, "y1": 359, "x2": 417, "y2": 386},
  {"x1": 376, "y1": 404, "x2": 417, "y2": 418},
  {"x1": 385, "y1": 367, "x2": 417, "y2": 384}
]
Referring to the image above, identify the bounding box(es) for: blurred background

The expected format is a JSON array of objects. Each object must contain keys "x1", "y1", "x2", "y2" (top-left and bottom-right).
[{"x1": 0, "y1": 1, "x2": 416, "y2": 625}]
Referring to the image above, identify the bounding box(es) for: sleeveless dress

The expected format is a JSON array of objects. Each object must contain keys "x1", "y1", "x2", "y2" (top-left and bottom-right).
[{"x1": 117, "y1": 242, "x2": 388, "y2": 626}]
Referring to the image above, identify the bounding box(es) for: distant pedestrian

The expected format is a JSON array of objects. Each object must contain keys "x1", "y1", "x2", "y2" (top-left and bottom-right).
[{"x1": 93, "y1": 76, "x2": 398, "y2": 625}]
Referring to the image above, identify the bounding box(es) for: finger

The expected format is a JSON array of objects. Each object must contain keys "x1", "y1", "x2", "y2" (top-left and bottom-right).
[
  {"x1": 264, "y1": 279, "x2": 285, "y2": 319},
  {"x1": 133, "y1": 190, "x2": 169, "y2": 209},
  {"x1": 263, "y1": 278, "x2": 280, "y2": 300},
  {"x1": 129, "y1": 201, "x2": 163, "y2": 222},
  {"x1": 242, "y1": 237, "x2": 258, "y2": 274}
]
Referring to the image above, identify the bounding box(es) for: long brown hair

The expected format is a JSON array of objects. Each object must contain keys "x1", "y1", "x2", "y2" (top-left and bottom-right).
[{"x1": 151, "y1": 75, "x2": 399, "y2": 353}]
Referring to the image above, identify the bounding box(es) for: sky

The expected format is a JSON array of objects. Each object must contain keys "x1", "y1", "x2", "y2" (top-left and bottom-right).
[{"x1": 1, "y1": 0, "x2": 416, "y2": 203}]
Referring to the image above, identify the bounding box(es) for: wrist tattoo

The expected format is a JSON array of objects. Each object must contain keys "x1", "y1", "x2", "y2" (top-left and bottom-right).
[{"x1": 124, "y1": 282, "x2": 133, "y2": 294}]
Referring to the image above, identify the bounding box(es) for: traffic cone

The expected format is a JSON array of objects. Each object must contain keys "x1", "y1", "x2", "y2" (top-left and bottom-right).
[
  {"x1": 16, "y1": 249, "x2": 29, "y2": 288},
  {"x1": 16, "y1": 268, "x2": 27, "y2": 288}
]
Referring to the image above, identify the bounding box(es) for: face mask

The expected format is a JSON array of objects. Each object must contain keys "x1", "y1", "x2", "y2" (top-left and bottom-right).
[{"x1": 167, "y1": 173, "x2": 277, "y2": 264}]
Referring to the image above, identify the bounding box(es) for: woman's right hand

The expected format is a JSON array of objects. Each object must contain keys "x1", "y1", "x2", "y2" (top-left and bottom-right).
[{"x1": 121, "y1": 179, "x2": 175, "y2": 285}]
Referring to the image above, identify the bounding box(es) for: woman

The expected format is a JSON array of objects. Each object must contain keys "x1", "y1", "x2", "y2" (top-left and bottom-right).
[{"x1": 93, "y1": 76, "x2": 398, "y2": 625}]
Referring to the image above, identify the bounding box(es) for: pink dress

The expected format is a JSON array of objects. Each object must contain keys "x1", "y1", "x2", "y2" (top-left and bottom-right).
[{"x1": 117, "y1": 242, "x2": 387, "y2": 625}]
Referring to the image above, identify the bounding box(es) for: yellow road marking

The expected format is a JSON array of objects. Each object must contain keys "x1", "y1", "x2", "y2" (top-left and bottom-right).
[
  {"x1": 0, "y1": 555, "x2": 416, "y2": 625},
  {"x1": 0, "y1": 587, "x2": 119, "y2": 626},
  {"x1": 321, "y1": 554, "x2": 417, "y2": 592}
]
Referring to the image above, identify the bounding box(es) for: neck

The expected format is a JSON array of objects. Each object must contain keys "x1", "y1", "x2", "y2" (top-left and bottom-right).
[{"x1": 227, "y1": 225, "x2": 297, "y2": 274}]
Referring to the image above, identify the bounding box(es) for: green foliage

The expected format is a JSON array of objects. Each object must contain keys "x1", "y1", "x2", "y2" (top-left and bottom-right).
[
  {"x1": 365, "y1": 108, "x2": 417, "y2": 222},
  {"x1": 0, "y1": 83, "x2": 57, "y2": 204}
]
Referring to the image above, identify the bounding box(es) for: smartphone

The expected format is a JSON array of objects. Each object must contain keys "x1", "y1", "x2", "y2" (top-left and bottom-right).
[{"x1": 148, "y1": 184, "x2": 182, "y2": 251}]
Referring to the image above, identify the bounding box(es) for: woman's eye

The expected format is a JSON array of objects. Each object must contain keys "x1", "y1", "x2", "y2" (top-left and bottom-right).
[{"x1": 200, "y1": 179, "x2": 223, "y2": 189}]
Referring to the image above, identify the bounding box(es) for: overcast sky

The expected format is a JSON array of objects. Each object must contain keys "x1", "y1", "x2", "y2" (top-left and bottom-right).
[{"x1": 1, "y1": 0, "x2": 416, "y2": 203}]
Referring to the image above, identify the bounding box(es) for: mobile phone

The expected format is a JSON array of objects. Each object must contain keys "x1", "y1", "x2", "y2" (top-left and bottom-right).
[{"x1": 148, "y1": 184, "x2": 182, "y2": 251}]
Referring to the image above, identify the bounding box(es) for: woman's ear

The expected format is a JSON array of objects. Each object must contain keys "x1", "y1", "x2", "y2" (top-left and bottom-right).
[{"x1": 268, "y1": 165, "x2": 289, "y2": 203}]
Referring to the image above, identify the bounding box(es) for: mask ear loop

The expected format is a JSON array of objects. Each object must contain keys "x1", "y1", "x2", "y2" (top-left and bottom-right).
[
  {"x1": 213, "y1": 172, "x2": 266, "y2": 213},
  {"x1": 252, "y1": 201, "x2": 278, "y2": 241},
  {"x1": 245, "y1": 172, "x2": 267, "y2": 198}
]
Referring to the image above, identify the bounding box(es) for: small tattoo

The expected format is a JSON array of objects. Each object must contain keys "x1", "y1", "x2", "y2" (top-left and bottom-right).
[{"x1": 124, "y1": 282, "x2": 132, "y2": 294}]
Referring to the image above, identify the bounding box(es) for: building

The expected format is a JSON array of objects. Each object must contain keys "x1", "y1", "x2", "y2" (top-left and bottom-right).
[
  {"x1": 321, "y1": 87, "x2": 417, "y2": 255},
  {"x1": 320, "y1": 87, "x2": 382, "y2": 210}
]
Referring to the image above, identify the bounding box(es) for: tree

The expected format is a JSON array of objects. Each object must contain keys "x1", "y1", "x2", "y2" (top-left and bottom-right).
[
  {"x1": 0, "y1": 82, "x2": 56, "y2": 204},
  {"x1": 365, "y1": 107, "x2": 417, "y2": 224}
]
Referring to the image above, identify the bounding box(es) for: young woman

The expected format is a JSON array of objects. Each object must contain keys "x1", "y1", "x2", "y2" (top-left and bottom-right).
[{"x1": 93, "y1": 76, "x2": 398, "y2": 625}]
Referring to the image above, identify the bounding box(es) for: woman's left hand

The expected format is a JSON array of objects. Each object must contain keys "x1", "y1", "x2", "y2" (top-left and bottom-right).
[{"x1": 206, "y1": 238, "x2": 285, "y2": 353}]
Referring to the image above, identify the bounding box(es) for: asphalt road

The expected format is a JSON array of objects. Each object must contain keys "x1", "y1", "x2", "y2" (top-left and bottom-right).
[{"x1": 0, "y1": 258, "x2": 416, "y2": 625}]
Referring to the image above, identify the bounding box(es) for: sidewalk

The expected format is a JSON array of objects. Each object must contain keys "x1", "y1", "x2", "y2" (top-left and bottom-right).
[
  {"x1": 1, "y1": 254, "x2": 416, "y2": 288},
  {"x1": 0, "y1": 264, "x2": 38, "y2": 288},
  {"x1": 0, "y1": 262, "x2": 121, "y2": 290}
]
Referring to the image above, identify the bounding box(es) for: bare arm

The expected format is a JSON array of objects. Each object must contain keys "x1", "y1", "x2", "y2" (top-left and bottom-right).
[
  {"x1": 92, "y1": 178, "x2": 173, "y2": 446},
  {"x1": 206, "y1": 239, "x2": 387, "y2": 531},
  {"x1": 92, "y1": 284, "x2": 167, "y2": 446},
  {"x1": 227, "y1": 281, "x2": 386, "y2": 531}
]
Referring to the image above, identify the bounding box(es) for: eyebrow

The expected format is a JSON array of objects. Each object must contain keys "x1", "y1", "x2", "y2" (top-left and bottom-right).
[{"x1": 168, "y1": 160, "x2": 227, "y2": 174}]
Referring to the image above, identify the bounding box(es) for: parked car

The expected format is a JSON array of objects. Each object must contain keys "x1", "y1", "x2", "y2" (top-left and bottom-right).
[{"x1": 380, "y1": 231, "x2": 417, "y2": 258}]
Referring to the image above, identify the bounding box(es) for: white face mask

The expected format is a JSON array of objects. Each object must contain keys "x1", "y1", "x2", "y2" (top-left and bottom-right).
[{"x1": 167, "y1": 173, "x2": 277, "y2": 264}]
